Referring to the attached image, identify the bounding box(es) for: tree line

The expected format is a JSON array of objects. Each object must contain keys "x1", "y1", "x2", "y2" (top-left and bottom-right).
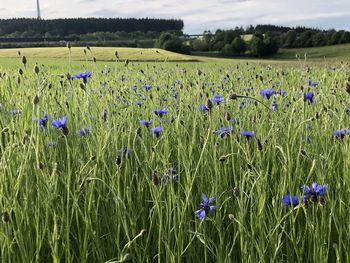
[
  {"x1": 184, "y1": 25, "x2": 350, "y2": 57},
  {"x1": 0, "y1": 18, "x2": 184, "y2": 37}
]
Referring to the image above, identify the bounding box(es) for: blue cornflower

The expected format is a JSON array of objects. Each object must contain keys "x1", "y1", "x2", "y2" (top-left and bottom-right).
[
  {"x1": 74, "y1": 71, "x2": 92, "y2": 79},
  {"x1": 345, "y1": 107, "x2": 350, "y2": 114},
  {"x1": 52, "y1": 116, "x2": 67, "y2": 129},
  {"x1": 282, "y1": 195, "x2": 299, "y2": 206},
  {"x1": 198, "y1": 104, "x2": 209, "y2": 111},
  {"x1": 301, "y1": 182, "x2": 328, "y2": 203},
  {"x1": 151, "y1": 126, "x2": 163, "y2": 137},
  {"x1": 136, "y1": 101, "x2": 143, "y2": 107},
  {"x1": 260, "y1": 88, "x2": 275, "y2": 99},
  {"x1": 214, "y1": 127, "x2": 234, "y2": 138},
  {"x1": 333, "y1": 130, "x2": 346, "y2": 139},
  {"x1": 79, "y1": 127, "x2": 92, "y2": 137},
  {"x1": 140, "y1": 120, "x2": 153, "y2": 128},
  {"x1": 241, "y1": 130, "x2": 255, "y2": 139},
  {"x1": 271, "y1": 100, "x2": 278, "y2": 111},
  {"x1": 212, "y1": 94, "x2": 224, "y2": 105},
  {"x1": 39, "y1": 113, "x2": 49, "y2": 130},
  {"x1": 279, "y1": 90, "x2": 287, "y2": 96},
  {"x1": 194, "y1": 194, "x2": 217, "y2": 221},
  {"x1": 309, "y1": 81, "x2": 318, "y2": 87},
  {"x1": 304, "y1": 92, "x2": 315, "y2": 103},
  {"x1": 153, "y1": 108, "x2": 169, "y2": 118},
  {"x1": 143, "y1": 84, "x2": 152, "y2": 90}
]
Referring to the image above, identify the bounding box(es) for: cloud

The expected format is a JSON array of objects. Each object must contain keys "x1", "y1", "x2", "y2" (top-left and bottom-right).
[{"x1": 0, "y1": 0, "x2": 349, "y2": 33}]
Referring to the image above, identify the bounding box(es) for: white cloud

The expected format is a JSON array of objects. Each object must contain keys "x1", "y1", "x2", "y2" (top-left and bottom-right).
[{"x1": 0, "y1": 0, "x2": 349, "y2": 33}]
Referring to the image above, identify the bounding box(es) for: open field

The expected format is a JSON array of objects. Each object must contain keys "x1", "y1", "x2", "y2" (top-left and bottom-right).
[
  {"x1": 192, "y1": 43, "x2": 350, "y2": 64},
  {"x1": 0, "y1": 47, "x2": 196, "y2": 62},
  {"x1": 0, "y1": 44, "x2": 349, "y2": 70},
  {"x1": 0, "y1": 48, "x2": 350, "y2": 262},
  {"x1": 275, "y1": 43, "x2": 350, "y2": 61}
]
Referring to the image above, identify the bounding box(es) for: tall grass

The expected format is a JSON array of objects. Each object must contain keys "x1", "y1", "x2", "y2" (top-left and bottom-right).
[{"x1": 0, "y1": 54, "x2": 349, "y2": 262}]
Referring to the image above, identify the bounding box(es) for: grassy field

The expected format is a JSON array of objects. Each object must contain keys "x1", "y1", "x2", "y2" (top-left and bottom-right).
[
  {"x1": 0, "y1": 47, "x2": 196, "y2": 62},
  {"x1": 192, "y1": 43, "x2": 350, "y2": 64},
  {"x1": 275, "y1": 43, "x2": 350, "y2": 61},
  {"x1": 0, "y1": 47, "x2": 350, "y2": 262},
  {"x1": 0, "y1": 44, "x2": 349, "y2": 70}
]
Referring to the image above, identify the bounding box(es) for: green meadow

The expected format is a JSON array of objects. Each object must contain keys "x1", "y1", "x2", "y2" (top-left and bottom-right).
[{"x1": 0, "y1": 46, "x2": 349, "y2": 262}]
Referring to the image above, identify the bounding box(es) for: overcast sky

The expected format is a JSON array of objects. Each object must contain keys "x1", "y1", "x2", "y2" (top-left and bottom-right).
[{"x1": 1, "y1": 0, "x2": 350, "y2": 33}]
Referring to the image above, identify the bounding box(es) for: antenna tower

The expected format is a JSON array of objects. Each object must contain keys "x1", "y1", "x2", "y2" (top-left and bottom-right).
[{"x1": 36, "y1": 0, "x2": 41, "y2": 19}]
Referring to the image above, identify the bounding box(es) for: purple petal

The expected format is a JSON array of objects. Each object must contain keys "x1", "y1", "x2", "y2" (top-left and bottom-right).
[
  {"x1": 209, "y1": 205, "x2": 217, "y2": 212},
  {"x1": 195, "y1": 209, "x2": 206, "y2": 220},
  {"x1": 208, "y1": 197, "x2": 215, "y2": 204}
]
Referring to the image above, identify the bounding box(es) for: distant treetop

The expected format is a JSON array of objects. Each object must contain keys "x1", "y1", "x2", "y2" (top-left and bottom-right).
[{"x1": 0, "y1": 18, "x2": 184, "y2": 36}]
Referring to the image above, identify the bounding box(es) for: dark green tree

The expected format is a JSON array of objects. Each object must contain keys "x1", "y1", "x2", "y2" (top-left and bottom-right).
[{"x1": 231, "y1": 36, "x2": 246, "y2": 54}]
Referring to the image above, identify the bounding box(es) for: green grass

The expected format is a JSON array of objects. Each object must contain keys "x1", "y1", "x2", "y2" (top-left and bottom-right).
[
  {"x1": 276, "y1": 43, "x2": 350, "y2": 61},
  {"x1": 0, "y1": 50, "x2": 350, "y2": 262}
]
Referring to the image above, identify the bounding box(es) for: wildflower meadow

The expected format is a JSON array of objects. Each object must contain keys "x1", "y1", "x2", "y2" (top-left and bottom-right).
[{"x1": 0, "y1": 53, "x2": 349, "y2": 262}]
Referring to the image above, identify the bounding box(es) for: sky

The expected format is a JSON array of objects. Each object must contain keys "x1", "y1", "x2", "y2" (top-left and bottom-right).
[{"x1": 0, "y1": 0, "x2": 350, "y2": 34}]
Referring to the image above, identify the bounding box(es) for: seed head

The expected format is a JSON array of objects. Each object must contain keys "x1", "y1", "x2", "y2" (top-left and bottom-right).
[
  {"x1": 3, "y1": 211, "x2": 10, "y2": 223},
  {"x1": 225, "y1": 111, "x2": 231, "y2": 121},
  {"x1": 22, "y1": 56, "x2": 27, "y2": 67},
  {"x1": 219, "y1": 155, "x2": 227, "y2": 162},
  {"x1": 152, "y1": 172, "x2": 159, "y2": 186},
  {"x1": 205, "y1": 98, "x2": 213, "y2": 110},
  {"x1": 257, "y1": 139, "x2": 263, "y2": 151},
  {"x1": 229, "y1": 93, "x2": 238, "y2": 100},
  {"x1": 345, "y1": 81, "x2": 350, "y2": 94},
  {"x1": 34, "y1": 65, "x2": 39, "y2": 74},
  {"x1": 33, "y1": 95, "x2": 39, "y2": 105}
]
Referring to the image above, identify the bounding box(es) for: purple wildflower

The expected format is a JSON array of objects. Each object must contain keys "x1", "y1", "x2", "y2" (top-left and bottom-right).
[
  {"x1": 194, "y1": 194, "x2": 217, "y2": 220},
  {"x1": 260, "y1": 88, "x2": 275, "y2": 99},
  {"x1": 52, "y1": 116, "x2": 67, "y2": 129},
  {"x1": 282, "y1": 195, "x2": 299, "y2": 206},
  {"x1": 151, "y1": 126, "x2": 163, "y2": 137},
  {"x1": 214, "y1": 127, "x2": 234, "y2": 138},
  {"x1": 212, "y1": 94, "x2": 224, "y2": 105},
  {"x1": 140, "y1": 120, "x2": 153, "y2": 128},
  {"x1": 79, "y1": 127, "x2": 92, "y2": 137},
  {"x1": 241, "y1": 130, "x2": 255, "y2": 139},
  {"x1": 153, "y1": 109, "x2": 168, "y2": 118}
]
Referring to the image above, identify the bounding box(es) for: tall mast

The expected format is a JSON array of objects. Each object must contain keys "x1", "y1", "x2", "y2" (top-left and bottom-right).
[{"x1": 37, "y1": 0, "x2": 41, "y2": 19}]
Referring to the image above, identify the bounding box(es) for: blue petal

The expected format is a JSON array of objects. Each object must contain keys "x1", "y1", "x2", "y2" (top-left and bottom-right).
[
  {"x1": 208, "y1": 197, "x2": 215, "y2": 204},
  {"x1": 209, "y1": 205, "x2": 217, "y2": 212},
  {"x1": 195, "y1": 209, "x2": 206, "y2": 220}
]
